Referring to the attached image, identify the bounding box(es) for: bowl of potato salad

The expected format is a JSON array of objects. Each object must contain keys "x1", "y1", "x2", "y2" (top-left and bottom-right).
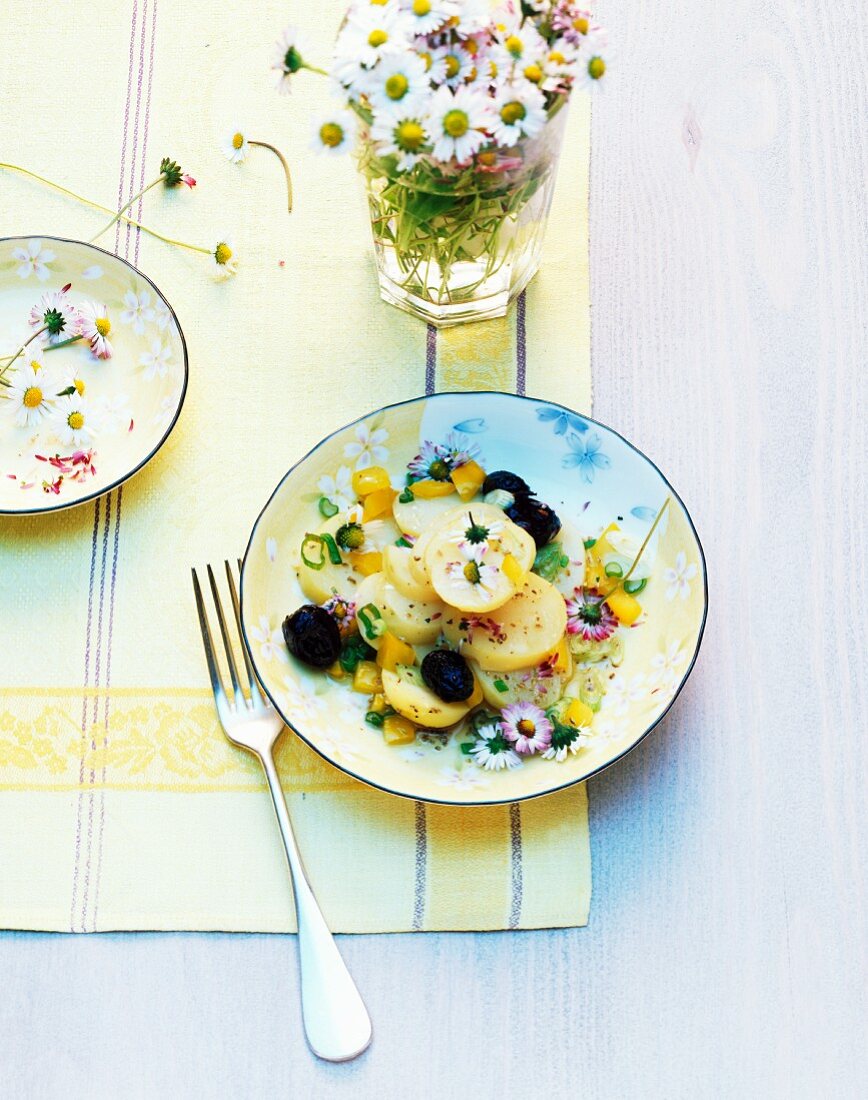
[{"x1": 241, "y1": 392, "x2": 707, "y2": 805}]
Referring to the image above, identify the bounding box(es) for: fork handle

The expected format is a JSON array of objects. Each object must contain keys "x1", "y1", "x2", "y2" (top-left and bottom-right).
[{"x1": 260, "y1": 748, "x2": 373, "y2": 1062}]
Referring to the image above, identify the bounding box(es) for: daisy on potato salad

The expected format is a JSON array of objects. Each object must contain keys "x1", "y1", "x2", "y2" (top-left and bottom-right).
[{"x1": 283, "y1": 436, "x2": 668, "y2": 773}]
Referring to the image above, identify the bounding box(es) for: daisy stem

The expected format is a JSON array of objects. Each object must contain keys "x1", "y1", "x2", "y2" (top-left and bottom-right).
[
  {"x1": 604, "y1": 497, "x2": 672, "y2": 599},
  {"x1": 303, "y1": 63, "x2": 329, "y2": 78},
  {"x1": 44, "y1": 335, "x2": 85, "y2": 352},
  {"x1": 0, "y1": 325, "x2": 48, "y2": 387},
  {"x1": 249, "y1": 141, "x2": 293, "y2": 213},
  {"x1": 0, "y1": 163, "x2": 211, "y2": 256},
  {"x1": 88, "y1": 176, "x2": 163, "y2": 244}
]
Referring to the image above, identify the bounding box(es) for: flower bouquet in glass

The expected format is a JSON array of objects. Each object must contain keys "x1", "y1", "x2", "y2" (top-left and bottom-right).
[{"x1": 278, "y1": 1, "x2": 610, "y2": 326}]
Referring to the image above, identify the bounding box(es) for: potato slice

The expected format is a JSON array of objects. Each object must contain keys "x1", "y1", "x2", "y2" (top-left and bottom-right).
[
  {"x1": 382, "y1": 544, "x2": 438, "y2": 602},
  {"x1": 442, "y1": 573, "x2": 568, "y2": 672},
  {"x1": 353, "y1": 573, "x2": 444, "y2": 647},
  {"x1": 382, "y1": 666, "x2": 471, "y2": 729},
  {"x1": 472, "y1": 661, "x2": 564, "y2": 711},
  {"x1": 393, "y1": 491, "x2": 462, "y2": 537},
  {"x1": 550, "y1": 521, "x2": 587, "y2": 598},
  {"x1": 295, "y1": 515, "x2": 365, "y2": 604}
]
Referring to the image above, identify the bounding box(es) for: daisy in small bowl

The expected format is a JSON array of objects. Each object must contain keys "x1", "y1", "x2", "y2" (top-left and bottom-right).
[
  {"x1": 311, "y1": 110, "x2": 358, "y2": 156},
  {"x1": 5, "y1": 354, "x2": 55, "y2": 428},
  {"x1": 371, "y1": 110, "x2": 430, "y2": 171},
  {"x1": 491, "y1": 80, "x2": 547, "y2": 146},
  {"x1": 51, "y1": 394, "x2": 98, "y2": 448},
  {"x1": 368, "y1": 51, "x2": 429, "y2": 115},
  {"x1": 76, "y1": 301, "x2": 114, "y2": 359},
  {"x1": 427, "y1": 83, "x2": 491, "y2": 163},
  {"x1": 28, "y1": 286, "x2": 79, "y2": 343},
  {"x1": 500, "y1": 701, "x2": 553, "y2": 755},
  {"x1": 221, "y1": 128, "x2": 250, "y2": 164},
  {"x1": 565, "y1": 586, "x2": 618, "y2": 642}
]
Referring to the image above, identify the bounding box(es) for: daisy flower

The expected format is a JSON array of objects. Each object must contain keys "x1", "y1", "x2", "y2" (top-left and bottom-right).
[
  {"x1": 416, "y1": 44, "x2": 448, "y2": 85},
  {"x1": 491, "y1": 80, "x2": 547, "y2": 145},
  {"x1": 542, "y1": 720, "x2": 589, "y2": 762},
  {"x1": 76, "y1": 301, "x2": 114, "y2": 359},
  {"x1": 321, "y1": 595, "x2": 357, "y2": 638},
  {"x1": 368, "y1": 51, "x2": 429, "y2": 114},
  {"x1": 565, "y1": 587, "x2": 618, "y2": 642},
  {"x1": 574, "y1": 46, "x2": 611, "y2": 91},
  {"x1": 5, "y1": 358, "x2": 55, "y2": 428},
  {"x1": 221, "y1": 128, "x2": 250, "y2": 164},
  {"x1": 119, "y1": 289, "x2": 155, "y2": 335},
  {"x1": 56, "y1": 370, "x2": 87, "y2": 399},
  {"x1": 431, "y1": 43, "x2": 474, "y2": 88},
  {"x1": 552, "y1": 7, "x2": 605, "y2": 49},
  {"x1": 427, "y1": 83, "x2": 491, "y2": 163},
  {"x1": 440, "y1": 430, "x2": 481, "y2": 468},
  {"x1": 371, "y1": 109, "x2": 430, "y2": 171},
  {"x1": 12, "y1": 239, "x2": 55, "y2": 281},
  {"x1": 400, "y1": 0, "x2": 457, "y2": 36},
  {"x1": 311, "y1": 110, "x2": 357, "y2": 156},
  {"x1": 51, "y1": 394, "x2": 98, "y2": 448},
  {"x1": 470, "y1": 722, "x2": 523, "y2": 771},
  {"x1": 500, "y1": 701, "x2": 553, "y2": 755},
  {"x1": 28, "y1": 287, "x2": 78, "y2": 342},
  {"x1": 344, "y1": 422, "x2": 389, "y2": 468},
  {"x1": 541, "y1": 41, "x2": 579, "y2": 93},
  {"x1": 448, "y1": 0, "x2": 490, "y2": 39},
  {"x1": 272, "y1": 25, "x2": 309, "y2": 94},
  {"x1": 212, "y1": 237, "x2": 238, "y2": 280},
  {"x1": 338, "y1": 5, "x2": 408, "y2": 71},
  {"x1": 139, "y1": 339, "x2": 173, "y2": 381},
  {"x1": 408, "y1": 440, "x2": 452, "y2": 481},
  {"x1": 317, "y1": 465, "x2": 355, "y2": 512},
  {"x1": 495, "y1": 21, "x2": 546, "y2": 66},
  {"x1": 444, "y1": 542, "x2": 499, "y2": 596}
]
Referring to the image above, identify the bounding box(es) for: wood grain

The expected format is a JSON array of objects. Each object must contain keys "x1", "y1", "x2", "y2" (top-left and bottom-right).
[{"x1": 1, "y1": 1, "x2": 866, "y2": 1096}]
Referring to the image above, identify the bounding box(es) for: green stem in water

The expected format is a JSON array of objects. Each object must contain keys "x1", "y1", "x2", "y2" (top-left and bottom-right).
[
  {"x1": 44, "y1": 335, "x2": 85, "y2": 352},
  {"x1": 249, "y1": 141, "x2": 293, "y2": 213},
  {"x1": 0, "y1": 163, "x2": 210, "y2": 256},
  {"x1": 88, "y1": 176, "x2": 162, "y2": 243},
  {"x1": 0, "y1": 325, "x2": 48, "y2": 387},
  {"x1": 604, "y1": 497, "x2": 672, "y2": 600}
]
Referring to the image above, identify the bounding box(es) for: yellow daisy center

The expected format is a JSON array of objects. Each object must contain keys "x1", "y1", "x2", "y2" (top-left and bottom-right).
[
  {"x1": 443, "y1": 109, "x2": 469, "y2": 137},
  {"x1": 477, "y1": 150, "x2": 497, "y2": 167},
  {"x1": 412, "y1": 0, "x2": 431, "y2": 14},
  {"x1": 319, "y1": 122, "x2": 344, "y2": 148},
  {"x1": 500, "y1": 101, "x2": 526, "y2": 125},
  {"x1": 95, "y1": 317, "x2": 111, "y2": 337},
  {"x1": 505, "y1": 34, "x2": 523, "y2": 58},
  {"x1": 465, "y1": 38, "x2": 479, "y2": 54},
  {"x1": 463, "y1": 561, "x2": 481, "y2": 584},
  {"x1": 232, "y1": 132, "x2": 244, "y2": 149},
  {"x1": 215, "y1": 243, "x2": 233, "y2": 264},
  {"x1": 371, "y1": 0, "x2": 388, "y2": 5},
  {"x1": 549, "y1": 50, "x2": 566, "y2": 65},
  {"x1": 68, "y1": 411, "x2": 85, "y2": 430},
  {"x1": 444, "y1": 54, "x2": 460, "y2": 78},
  {"x1": 368, "y1": 28, "x2": 388, "y2": 48},
  {"x1": 573, "y1": 16, "x2": 589, "y2": 34},
  {"x1": 490, "y1": 61, "x2": 499, "y2": 78},
  {"x1": 396, "y1": 120, "x2": 425, "y2": 151},
  {"x1": 524, "y1": 63, "x2": 543, "y2": 83},
  {"x1": 385, "y1": 73, "x2": 409, "y2": 99},
  {"x1": 517, "y1": 719, "x2": 536, "y2": 736},
  {"x1": 23, "y1": 386, "x2": 43, "y2": 409},
  {"x1": 467, "y1": 66, "x2": 478, "y2": 81},
  {"x1": 29, "y1": 358, "x2": 42, "y2": 371},
  {"x1": 74, "y1": 378, "x2": 85, "y2": 397},
  {"x1": 419, "y1": 50, "x2": 432, "y2": 71},
  {"x1": 588, "y1": 57, "x2": 606, "y2": 79}
]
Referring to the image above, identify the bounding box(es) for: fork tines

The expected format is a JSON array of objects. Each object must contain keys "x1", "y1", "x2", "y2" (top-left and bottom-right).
[{"x1": 192, "y1": 559, "x2": 263, "y2": 714}]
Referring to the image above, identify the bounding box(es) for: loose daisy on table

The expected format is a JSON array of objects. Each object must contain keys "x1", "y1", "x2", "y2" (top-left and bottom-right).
[
  {"x1": 311, "y1": 110, "x2": 357, "y2": 156},
  {"x1": 75, "y1": 301, "x2": 114, "y2": 359},
  {"x1": 500, "y1": 701, "x2": 553, "y2": 755},
  {"x1": 51, "y1": 394, "x2": 98, "y2": 448},
  {"x1": 212, "y1": 237, "x2": 238, "y2": 280},
  {"x1": 28, "y1": 286, "x2": 78, "y2": 343},
  {"x1": 272, "y1": 25, "x2": 311, "y2": 94},
  {"x1": 427, "y1": 83, "x2": 491, "y2": 163},
  {"x1": 221, "y1": 128, "x2": 250, "y2": 164},
  {"x1": 5, "y1": 356, "x2": 55, "y2": 428}
]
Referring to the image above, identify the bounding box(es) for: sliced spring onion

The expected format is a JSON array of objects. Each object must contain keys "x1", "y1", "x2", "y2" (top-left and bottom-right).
[
  {"x1": 398, "y1": 487, "x2": 415, "y2": 503},
  {"x1": 318, "y1": 496, "x2": 339, "y2": 518},
  {"x1": 320, "y1": 532, "x2": 342, "y2": 565},
  {"x1": 493, "y1": 679, "x2": 509, "y2": 693},
  {"x1": 583, "y1": 537, "x2": 597, "y2": 550},
  {"x1": 604, "y1": 562, "x2": 624, "y2": 577},
  {"x1": 358, "y1": 603, "x2": 386, "y2": 641},
  {"x1": 300, "y1": 534, "x2": 326, "y2": 570},
  {"x1": 624, "y1": 578, "x2": 647, "y2": 595},
  {"x1": 395, "y1": 536, "x2": 412, "y2": 548},
  {"x1": 365, "y1": 711, "x2": 385, "y2": 727}
]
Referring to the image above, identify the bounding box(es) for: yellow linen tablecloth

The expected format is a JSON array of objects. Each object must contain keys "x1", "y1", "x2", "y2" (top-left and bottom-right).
[{"x1": 0, "y1": 0, "x2": 592, "y2": 932}]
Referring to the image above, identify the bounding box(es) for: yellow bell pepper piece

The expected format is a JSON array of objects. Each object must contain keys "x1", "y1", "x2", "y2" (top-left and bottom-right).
[
  {"x1": 362, "y1": 487, "x2": 395, "y2": 522},
  {"x1": 411, "y1": 479, "x2": 456, "y2": 499},
  {"x1": 352, "y1": 465, "x2": 391, "y2": 497},
  {"x1": 565, "y1": 698, "x2": 594, "y2": 728},
  {"x1": 383, "y1": 714, "x2": 417, "y2": 745},
  {"x1": 605, "y1": 587, "x2": 642, "y2": 625},
  {"x1": 502, "y1": 552, "x2": 525, "y2": 587},
  {"x1": 348, "y1": 550, "x2": 383, "y2": 576},
  {"x1": 467, "y1": 677, "x2": 483, "y2": 708},
  {"x1": 369, "y1": 692, "x2": 388, "y2": 714},
  {"x1": 352, "y1": 660, "x2": 383, "y2": 695},
  {"x1": 376, "y1": 631, "x2": 416, "y2": 672},
  {"x1": 551, "y1": 637, "x2": 570, "y2": 674},
  {"x1": 326, "y1": 661, "x2": 345, "y2": 680},
  {"x1": 450, "y1": 459, "x2": 486, "y2": 501}
]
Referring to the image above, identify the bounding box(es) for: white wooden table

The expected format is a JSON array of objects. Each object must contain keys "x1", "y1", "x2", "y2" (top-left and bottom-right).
[{"x1": 1, "y1": 2, "x2": 866, "y2": 1096}]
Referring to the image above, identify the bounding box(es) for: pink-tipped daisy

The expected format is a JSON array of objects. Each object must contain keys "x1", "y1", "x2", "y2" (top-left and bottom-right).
[
  {"x1": 76, "y1": 301, "x2": 114, "y2": 359},
  {"x1": 500, "y1": 701, "x2": 553, "y2": 755},
  {"x1": 28, "y1": 286, "x2": 78, "y2": 342},
  {"x1": 565, "y1": 587, "x2": 618, "y2": 642}
]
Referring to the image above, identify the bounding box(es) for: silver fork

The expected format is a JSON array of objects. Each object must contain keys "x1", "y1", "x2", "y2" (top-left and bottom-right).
[{"x1": 192, "y1": 561, "x2": 372, "y2": 1062}]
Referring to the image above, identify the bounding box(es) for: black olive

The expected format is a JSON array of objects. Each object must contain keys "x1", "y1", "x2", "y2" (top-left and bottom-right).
[
  {"x1": 421, "y1": 649, "x2": 475, "y2": 703},
  {"x1": 282, "y1": 605, "x2": 341, "y2": 669},
  {"x1": 482, "y1": 469, "x2": 532, "y2": 498},
  {"x1": 505, "y1": 496, "x2": 562, "y2": 549}
]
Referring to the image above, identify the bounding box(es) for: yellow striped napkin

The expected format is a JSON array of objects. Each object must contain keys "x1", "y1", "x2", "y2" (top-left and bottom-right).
[{"x1": 0, "y1": 0, "x2": 591, "y2": 932}]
